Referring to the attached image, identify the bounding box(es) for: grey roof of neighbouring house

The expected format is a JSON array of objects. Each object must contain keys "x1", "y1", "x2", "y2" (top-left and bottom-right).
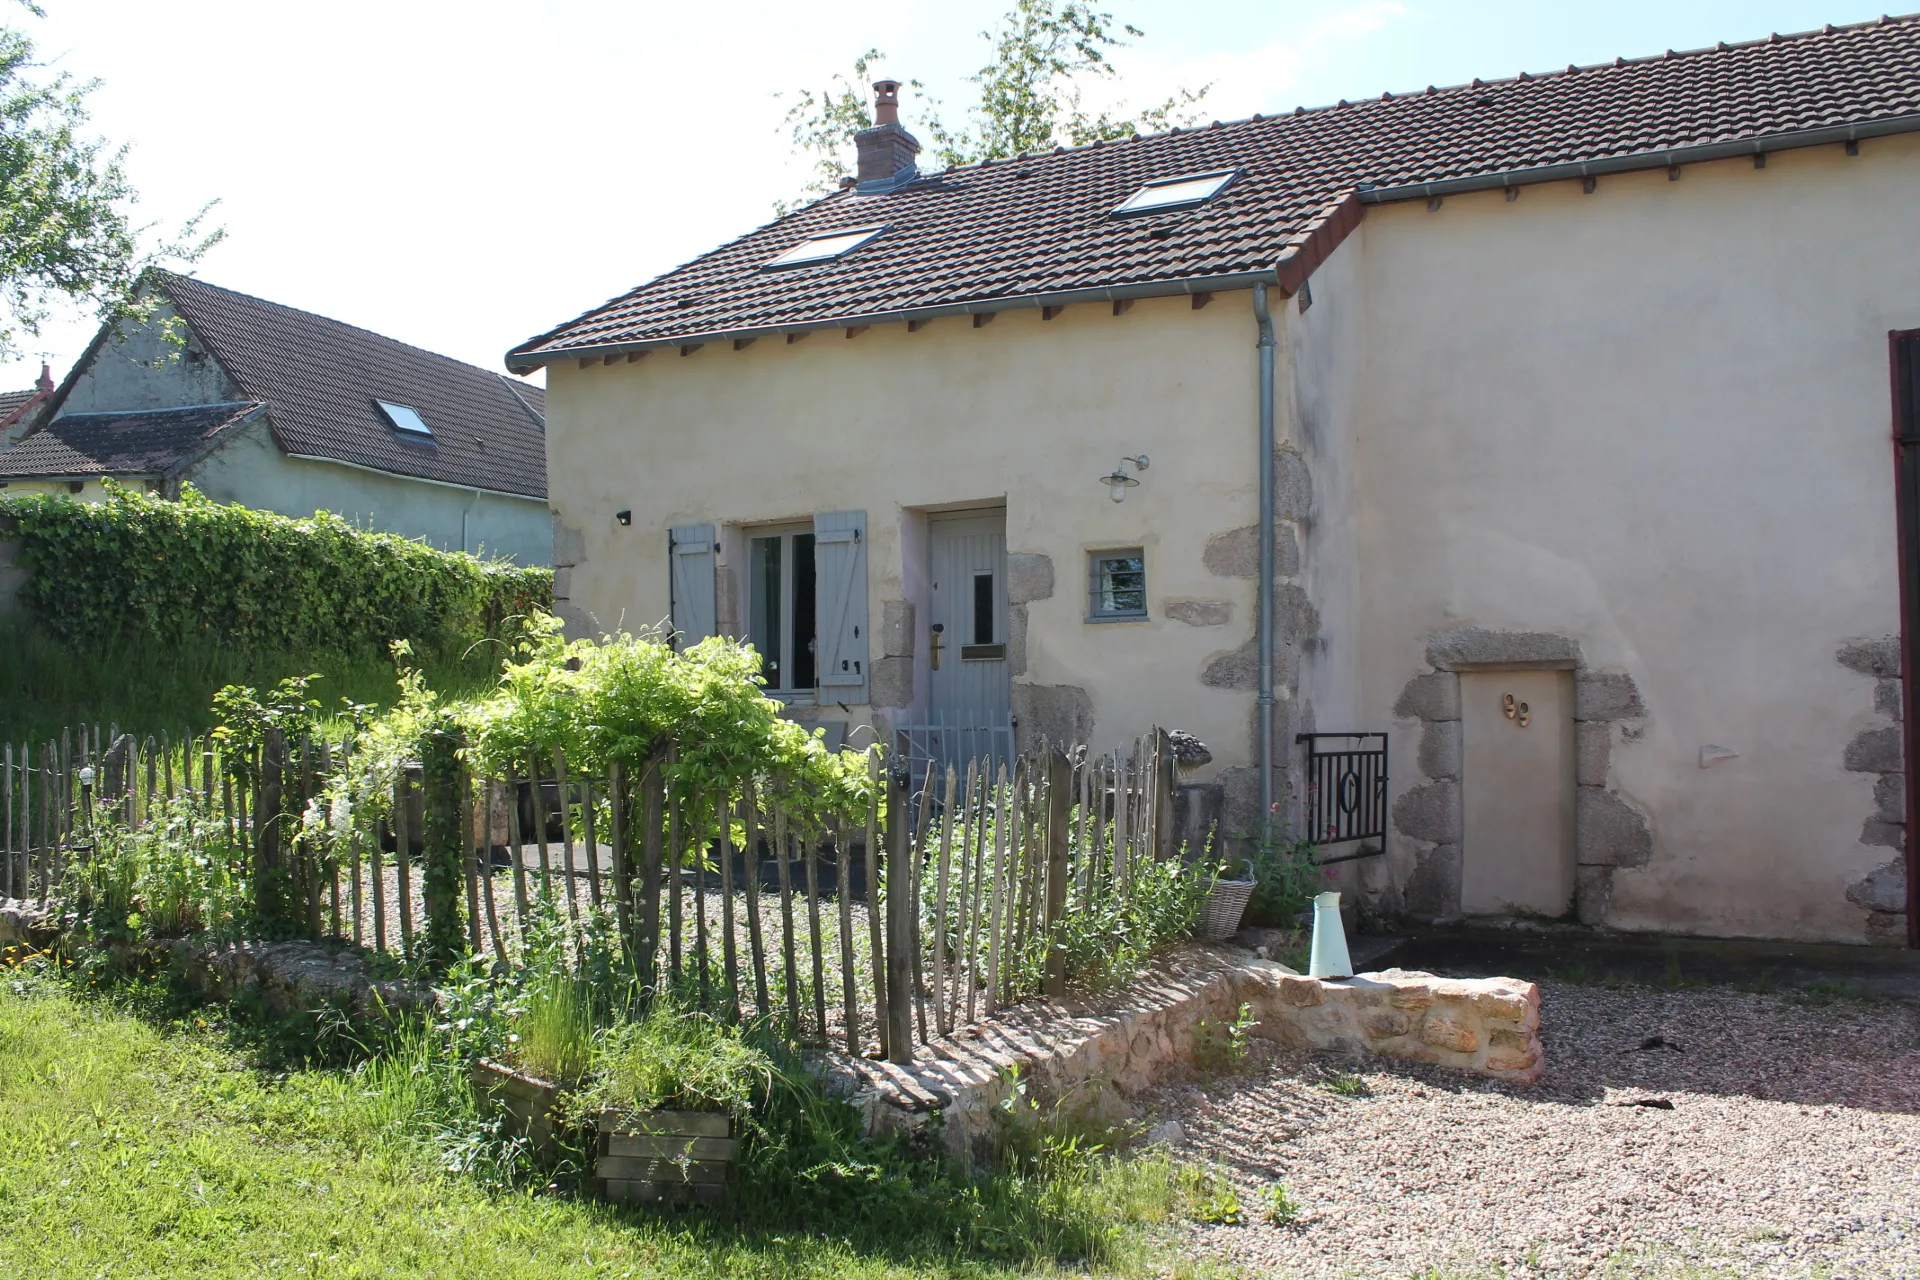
[
  {"x1": 509, "y1": 13, "x2": 1920, "y2": 370},
  {"x1": 44, "y1": 273, "x2": 550, "y2": 500},
  {"x1": 0, "y1": 402, "x2": 263, "y2": 479}
]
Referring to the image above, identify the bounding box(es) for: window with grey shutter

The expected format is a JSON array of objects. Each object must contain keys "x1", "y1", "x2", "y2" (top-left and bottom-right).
[
  {"x1": 669, "y1": 522, "x2": 717, "y2": 650},
  {"x1": 812, "y1": 510, "x2": 868, "y2": 701}
]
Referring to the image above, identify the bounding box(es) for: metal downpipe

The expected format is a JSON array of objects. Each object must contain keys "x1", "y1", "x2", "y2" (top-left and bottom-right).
[{"x1": 1253, "y1": 284, "x2": 1277, "y2": 828}]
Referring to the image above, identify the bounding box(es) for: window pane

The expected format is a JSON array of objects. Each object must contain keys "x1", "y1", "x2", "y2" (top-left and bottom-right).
[
  {"x1": 750, "y1": 536, "x2": 782, "y2": 685},
  {"x1": 1096, "y1": 554, "x2": 1146, "y2": 616},
  {"x1": 1112, "y1": 171, "x2": 1234, "y2": 215},
  {"x1": 793, "y1": 532, "x2": 817, "y2": 689},
  {"x1": 972, "y1": 572, "x2": 994, "y2": 645}
]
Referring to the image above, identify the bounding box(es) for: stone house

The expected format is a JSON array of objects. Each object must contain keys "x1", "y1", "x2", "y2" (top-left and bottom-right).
[
  {"x1": 510, "y1": 18, "x2": 1920, "y2": 947},
  {"x1": 0, "y1": 273, "x2": 551, "y2": 564}
]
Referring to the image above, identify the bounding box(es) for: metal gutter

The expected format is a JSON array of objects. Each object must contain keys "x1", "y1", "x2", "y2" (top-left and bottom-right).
[
  {"x1": 508, "y1": 267, "x2": 1284, "y2": 374},
  {"x1": 282, "y1": 452, "x2": 547, "y2": 504},
  {"x1": 1252, "y1": 283, "x2": 1278, "y2": 827},
  {"x1": 1355, "y1": 113, "x2": 1920, "y2": 204}
]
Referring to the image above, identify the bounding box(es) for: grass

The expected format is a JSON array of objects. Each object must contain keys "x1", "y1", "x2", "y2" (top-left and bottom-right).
[
  {"x1": 0, "y1": 617, "x2": 504, "y2": 746},
  {"x1": 0, "y1": 973, "x2": 1215, "y2": 1279}
]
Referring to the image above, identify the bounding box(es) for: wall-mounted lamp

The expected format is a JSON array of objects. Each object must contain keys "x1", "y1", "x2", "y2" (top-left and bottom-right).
[
  {"x1": 1098, "y1": 454, "x2": 1149, "y2": 503},
  {"x1": 614, "y1": 509, "x2": 632, "y2": 526}
]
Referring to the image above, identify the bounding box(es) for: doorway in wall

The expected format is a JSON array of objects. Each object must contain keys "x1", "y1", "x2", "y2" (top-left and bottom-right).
[
  {"x1": 1459, "y1": 670, "x2": 1576, "y2": 917},
  {"x1": 900, "y1": 511, "x2": 1011, "y2": 774},
  {"x1": 1890, "y1": 329, "x2": 1920, "y2": 947}
]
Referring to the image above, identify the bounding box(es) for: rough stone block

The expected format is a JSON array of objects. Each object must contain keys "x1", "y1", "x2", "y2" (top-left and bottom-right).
[
  {"x1": 1403, "y1": 843, "x2": 1462, "y2": 917},
  {"x1": 1006, "y1": 605, "x2": 1027, "y2": 677},
  {"x1": 1576, "y1": 721, "x2": 1611, "y2": 787},
  {"x1": 1201, "y1": 525, "x2": 1300, "y2": 579},
  {"x1": 1425, "y1": 628, "x2": 1581, "y2": 671},
  {"x1": 1006, "y1": 553, "x2": 1055, "y2": 604},
  {"x1": 1274, "y1": 447, "x2": 1312, "y2": 521},
  {"x1": 1488, "y1": 1028, "x2": 1532, "y2": 1053},
  {"x1": 1201, "y1": 637, "x2": 1259, "y2": 691},
  {"x1": 1845, "y1": 727, "x2": 1904, "y2": 774},
  {"x1": 1846, "y1": 857, "x2": 1908, "y2": 913},
  {"x1": 1865, "y1": 910, "x2": 1908, "y2": 946},
  {"x1": 879, "y1": 599, "x2": 915, "y2": 657},
  {"x1": 1470, "y1": 992, "x2": 1529, "y2": 1022},
  {"x1": 552, "y1": 516, "x2": 586, "y2": 568},
  {"x1": 1575, "y1": 865, "x2": 1614, "y2": 925},
  {"x1": 1165, "y1": 599, "x2": 1232, "y2": 627},
  {"x1": 1575, "y1": 672, "x2": 1644, "y2": 722},
  {"x1": 1393, "y1": 781, "x2": 1461, "y2": 844},
  {"x1": 1837, "y1": 636, "x2": 1901, "y2": 678},
  {"x1": 1419, "y1": 1014, "x2": 1478, "y2": 1053},
  {"x1": 1011, "y1": 683, "x2": 1093, "y2": 754},
  {"x1": 1876, "y1": 773, "x2": 1907, "y2": 823},
  {"x1": 1861, "y1": 819, "x2": 1906, "y2": 850},
  {"x1": 1575, "y1": 788, "x2": 1653, "y2": 868},
  {"x1": 1486, "y1": 1047, "x2": 1542, "y2": 1073},
  {"x1": 1878, "y1": 678, "x2": 1905, "y2": 720},
  {"x1": 1386, "y1": 984, "x2": 1436, "y2": 1011},
  {"x1": 1393, "y1": 672, "x2": 1459, "y2": 722},
  {"x1": 1275, "y1": 583, "x2": 1320, "y2": 644},
  {"x1": 1277, "y1": 975, "x2": 1326, "y2": 1007},
  {"x1": 1360, "y1": 1010, "x2": 1410, "y2": 1039},
  {"x1": 869, "y1": 656, "x2": 913, "y2": 710},
  {"x1": 1418, "y1": 719, "x2": 1461, "y2": 781}
]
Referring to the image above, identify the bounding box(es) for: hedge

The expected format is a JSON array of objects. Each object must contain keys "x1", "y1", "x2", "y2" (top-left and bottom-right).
[{"x1": 0, "y1": 485, "x2": 551, "y2": 655}]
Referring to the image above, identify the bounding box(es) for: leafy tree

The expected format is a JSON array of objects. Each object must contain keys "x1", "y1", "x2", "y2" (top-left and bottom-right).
[
  {"x1": 0, "y1": 6, "x2": 220, "y2": 359},
  {"x1": 779, "y1": 0, "x2": 1207, "y2": 207}
]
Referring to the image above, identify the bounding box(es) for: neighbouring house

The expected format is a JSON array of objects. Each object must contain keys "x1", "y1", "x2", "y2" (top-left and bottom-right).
[
  {"x1": 0, "y1": 363, "x2": 55, "y2": 444},
  {"x1": 510, "y1": 17, "x2": 1920, "y2": 947},
  {"x1": 0, "y1": 273, "x2": 551, "y2": 563}
]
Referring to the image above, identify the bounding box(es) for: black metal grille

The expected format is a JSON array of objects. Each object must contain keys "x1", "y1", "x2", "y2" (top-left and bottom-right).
[{"x1": 1296, "y1": 732, "x2": 1387, "y2": 859}]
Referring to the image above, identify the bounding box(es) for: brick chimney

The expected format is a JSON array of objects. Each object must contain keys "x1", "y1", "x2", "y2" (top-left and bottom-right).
[
  {"x1": 34, "y1": 361, "x2": 51, "y2": 394},
  {"x1": 853, "y1": 79, "x2": 920, "y2": 190}
]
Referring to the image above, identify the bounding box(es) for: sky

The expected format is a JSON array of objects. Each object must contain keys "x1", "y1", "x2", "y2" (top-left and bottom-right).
[{"x1": 5, "y1": 0, "x2": 1895, "y2": 390}]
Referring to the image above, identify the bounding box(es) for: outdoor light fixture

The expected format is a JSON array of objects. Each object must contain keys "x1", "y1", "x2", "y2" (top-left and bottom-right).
[
  {"x1": 615, "y1": 509, "x2": 632, "y2": 526},
  {"x1": 1099, "y1": 454, "x2": 1149, "y2": 502},
  {"x1": 78, "y1": 767, "x2": 95, "y2": 787}
]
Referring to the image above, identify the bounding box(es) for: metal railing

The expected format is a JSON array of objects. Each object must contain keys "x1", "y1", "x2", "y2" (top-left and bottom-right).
[{"x1": 1296, "y1": 731, "x2": 1388, "y2": 862}]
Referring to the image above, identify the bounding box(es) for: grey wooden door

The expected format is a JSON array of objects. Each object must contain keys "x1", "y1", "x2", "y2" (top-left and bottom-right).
[{"x1": 923, "y1": 512, "x2": 1011, "y2": 767}]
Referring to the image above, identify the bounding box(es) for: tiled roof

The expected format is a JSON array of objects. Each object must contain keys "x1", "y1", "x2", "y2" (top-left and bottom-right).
[
  {"x1": 153, "y1": 274, "x2": 549, "y2": 500},
  {"x1": 0, "y1": 402, "x2": 261, "y2": 479},
  {"x1": 0, "y1": 390, "x2": 38, "y2": 421},
  {"x1": 510, "y1": 13, "x2": 1920, "y2": 370}
]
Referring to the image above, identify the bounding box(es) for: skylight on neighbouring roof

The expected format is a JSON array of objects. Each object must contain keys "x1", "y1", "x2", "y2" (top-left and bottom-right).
[
  {"x1": 377, "y1": 400, "x2": 433, "y2": 436},
  {"x1": 1111, "y1": 170, "x2": 1237, "y2": 216},
  {"x1": 763, "y1": 225, "x2": 886, "y2": 268}
]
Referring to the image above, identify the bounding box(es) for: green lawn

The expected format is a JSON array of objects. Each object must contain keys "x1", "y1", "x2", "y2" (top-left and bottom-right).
[{"x1": 0, "y1": 978, "x2": 1207, "y2": 1279}]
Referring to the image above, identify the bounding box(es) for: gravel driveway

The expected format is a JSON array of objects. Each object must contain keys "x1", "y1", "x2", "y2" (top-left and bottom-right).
[{"x1": 1149, "y1": 979, "x2": 1920, "y2": 1279}]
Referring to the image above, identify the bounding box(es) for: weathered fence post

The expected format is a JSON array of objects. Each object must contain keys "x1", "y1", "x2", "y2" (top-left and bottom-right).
[
  {"x1": 609, "y1": 760, "x2": 633, "y2": 968},
  {"x1": 1043, "y1": 746, "x2": 1072, "y2": 997},
  {"x1": 638, "y1": 755, "x2": 665, "y2": 1001},
  {"x1": 884, "y1": 758, "x2": 914, "y2": 1065},
  {"x1": 256, "y1": 729, "x2": 287, "y2": 932},
  {"x1": 418, "y1": 720, "x2": 468, "y2": 971}
]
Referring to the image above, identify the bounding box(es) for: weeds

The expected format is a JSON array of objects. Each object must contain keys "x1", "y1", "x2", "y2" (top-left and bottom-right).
[
  {"x1": 1323, "y1": 1071, "x2": 1370, "y2": 1098},
  {"x1": 1192, "y1": 1002, "x2": 1258, "y2": 1077},
  {"x1": 1261, "y1": 1180, "x2": 1299, "y2": 1225},
  {"x1": 1176, "y1": 1165, "x2": 1243, "y2": 1225}
]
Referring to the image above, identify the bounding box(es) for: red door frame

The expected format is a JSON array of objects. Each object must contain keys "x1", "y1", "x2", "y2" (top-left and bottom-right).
[{"x1": 1889, "y1": 330, "x2": 1920, "y2": 948}]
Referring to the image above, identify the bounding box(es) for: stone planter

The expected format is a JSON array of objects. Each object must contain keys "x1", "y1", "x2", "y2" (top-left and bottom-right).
[
  {"x1": 595, "y1": 1109, "x2": 735, "y2": 1206},
  {"x1": 471, "y1": 1058, "x2": 567, "y2": 1161}
]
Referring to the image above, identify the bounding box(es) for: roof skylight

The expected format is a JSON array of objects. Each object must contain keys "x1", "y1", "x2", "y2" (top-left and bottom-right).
[
  {"x1": 1111, "y1": 170, "x2": 1237, "y2": 216},
  {"x1": 763, "y1": 224, "x2": 886, "y2": 268},
  {"x1": 377, "y1": 400, "x2": 433, "y2": 436}
]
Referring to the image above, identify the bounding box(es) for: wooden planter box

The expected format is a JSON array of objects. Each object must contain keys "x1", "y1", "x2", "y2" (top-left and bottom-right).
[
  {"x1": 471, "y1": 1058, "x2": 566, "y2": 1162},
  {"x1": 595, "y1": 1109, "x2": 735, "y2": 1206}
]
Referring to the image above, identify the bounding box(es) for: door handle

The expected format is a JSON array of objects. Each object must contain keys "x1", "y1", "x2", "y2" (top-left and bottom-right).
[{"x1": 930, "y1": 623, "x2": 944, "y2": 671}]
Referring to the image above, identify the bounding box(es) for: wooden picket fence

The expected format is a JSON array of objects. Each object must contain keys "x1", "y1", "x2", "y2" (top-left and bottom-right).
[{"x1": 1, "y1": 723, "x2": 1187, "y2": 1065}]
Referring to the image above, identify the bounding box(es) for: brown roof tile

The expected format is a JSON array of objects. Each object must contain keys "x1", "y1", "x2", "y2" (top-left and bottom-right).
[
  {"x1": 154, "y1": 274, "x2": 549, "y2": 499},
  {"x1": 510, "y1": 14, "x2": 1920, "y2": 370},
  {"x1": 0, "y1": 402, "x2": 262, "y2": 479}
]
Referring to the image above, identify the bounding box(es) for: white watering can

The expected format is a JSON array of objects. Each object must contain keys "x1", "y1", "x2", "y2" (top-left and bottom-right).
[{"x1": 1308, "y1": 890, "x2": 1353, "y2": 979}]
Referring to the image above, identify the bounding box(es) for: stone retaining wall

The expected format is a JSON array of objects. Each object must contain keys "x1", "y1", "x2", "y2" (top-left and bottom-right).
[{"x1": 832, "y1": 946, "x2": 1542, "y2": 1164}]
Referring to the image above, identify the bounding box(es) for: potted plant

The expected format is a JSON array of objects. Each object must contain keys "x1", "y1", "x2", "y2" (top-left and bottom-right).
[
  {"x1": 578, "y1": 1000, "x2": 775, "y2": 1206},
  {"x1": 471, "y1": 966, "x2": 592, "y2": 1162}
]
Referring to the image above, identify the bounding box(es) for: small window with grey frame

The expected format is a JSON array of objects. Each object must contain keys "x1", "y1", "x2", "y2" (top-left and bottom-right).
[{"x1": 1088, "y1": 549, "x2": 1147, "y2": 620}]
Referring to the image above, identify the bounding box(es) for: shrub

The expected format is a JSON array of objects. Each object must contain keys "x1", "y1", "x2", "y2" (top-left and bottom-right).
[
  {"x1": 581, "y1": 998, "x2": 781, "y2": 1119},
  {"x1": 0, "y1": 485, "x2": 547, "y2": 657},
  {"x1": 63, "y1": 793, "x2": 250, "y2": 945},
  {"x1": 1244, "y1": 815, "x2": 1328, "y2": 927}
]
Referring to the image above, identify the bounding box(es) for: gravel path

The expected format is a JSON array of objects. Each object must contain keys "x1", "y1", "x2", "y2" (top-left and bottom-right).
[{"x1": 1148, "y1": 980, "x2": 1920, "y2": 1279}]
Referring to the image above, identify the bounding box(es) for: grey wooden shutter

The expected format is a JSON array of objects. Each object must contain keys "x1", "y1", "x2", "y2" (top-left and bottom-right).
[
  {"x1": 813, "y1": 510, "x2": 868, "y2": 700},
  {"x1": 669, "y1": 523, "x2": 717, "y2": 650}
]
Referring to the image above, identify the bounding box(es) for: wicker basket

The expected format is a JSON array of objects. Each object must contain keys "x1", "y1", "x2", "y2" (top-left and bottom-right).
[{"x1": 1199, "y1": 859, "x2": 1258, "y2": 941}]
